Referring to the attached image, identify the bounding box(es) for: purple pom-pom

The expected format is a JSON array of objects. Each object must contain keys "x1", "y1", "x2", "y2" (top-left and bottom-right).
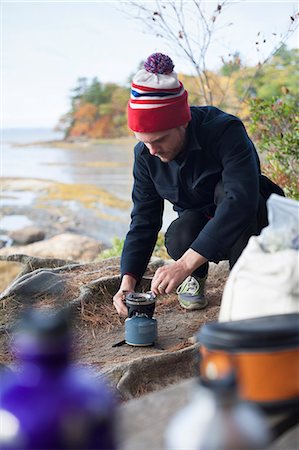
[{"x1": 144, "y1": 53, "x2": 174, "y2": 74}]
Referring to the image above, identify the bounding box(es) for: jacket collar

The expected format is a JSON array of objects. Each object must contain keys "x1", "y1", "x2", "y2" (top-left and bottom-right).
[
  {"x1": 185, "y1": 116, "x2": 201, "y2": 152},
  {"x1": 173, "y1": 117, "x2": 201, "y2": 167}
]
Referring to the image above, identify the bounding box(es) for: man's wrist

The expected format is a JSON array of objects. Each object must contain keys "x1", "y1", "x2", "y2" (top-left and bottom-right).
[
  {"x1": 177, "y1": 248, "x2": 207, "y2": 273},
  {"x1": 120, "y1": 274, "x2": 137, "y2": 291}
]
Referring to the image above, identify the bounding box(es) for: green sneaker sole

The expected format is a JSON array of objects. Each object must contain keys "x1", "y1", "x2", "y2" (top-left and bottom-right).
[{"x1": 178, "y1": 298, "x2": 208, "y2": 311}]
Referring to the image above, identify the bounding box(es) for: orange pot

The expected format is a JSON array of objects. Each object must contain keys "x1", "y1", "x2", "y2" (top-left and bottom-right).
[{"x1": 198, "y1": 314, "x2": 299, "y2": 409}]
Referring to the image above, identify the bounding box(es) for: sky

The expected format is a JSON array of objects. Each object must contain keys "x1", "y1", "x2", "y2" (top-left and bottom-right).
[{"x1": 1, "y1": 0, "x2": 298, "y2": 128}]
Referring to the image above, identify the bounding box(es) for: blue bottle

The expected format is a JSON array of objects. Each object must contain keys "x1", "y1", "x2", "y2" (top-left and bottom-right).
[{"x1": 0, "y1": 308, "x2": 117, "y2": 449}]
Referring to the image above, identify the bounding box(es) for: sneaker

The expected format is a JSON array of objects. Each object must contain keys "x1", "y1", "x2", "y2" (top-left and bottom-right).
[{"x1": 176, "y1": 275, "x2": 208, "y2": 310}]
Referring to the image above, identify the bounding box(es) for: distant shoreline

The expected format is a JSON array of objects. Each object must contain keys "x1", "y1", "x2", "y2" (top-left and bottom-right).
[{"x1": 13, "y1": 136, "x2": 136, "y2": 150}]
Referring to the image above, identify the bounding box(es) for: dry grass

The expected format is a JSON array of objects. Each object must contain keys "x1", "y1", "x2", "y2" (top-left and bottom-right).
[
  {"x1": 79, "y1": 302, "x2": 123, "y2": 331},
  {"x1": 0, "y1": 261, "x2": 23, "y2": 330},
  {"x1": 0, "y1": 262, "x2": 124, "y2": 331},
  {"x1": 0, "y1": 262, "x2": 22, "y2": 292},
  {"x1": 0, "y1": 259, "x2": 223, "y2": 355},
  {"x1": 167, "y1": 340, "x2": 193, "y2": 352},
  {"x1": 0, "y1": 296, "x2": 21, "y2": 327}
]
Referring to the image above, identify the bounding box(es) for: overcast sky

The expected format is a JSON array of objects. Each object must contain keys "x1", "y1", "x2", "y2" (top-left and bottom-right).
[{"x1": 1, "y1": 0, "x2": 298, "y2": 128}]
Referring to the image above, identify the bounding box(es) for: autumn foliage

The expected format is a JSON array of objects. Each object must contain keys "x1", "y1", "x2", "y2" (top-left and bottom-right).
[
  {"x1": 88, "y1": 116, "x2": 114, "y2": 139},
  {"x1": 58, "y1": 47, "x2": 298, "y2": 144},
  {"x1": 58, "y1": 77, "x2": 130, "y2": 139}
]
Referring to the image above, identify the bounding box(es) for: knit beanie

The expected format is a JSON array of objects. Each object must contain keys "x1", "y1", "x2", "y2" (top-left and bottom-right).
[{"x1": 127, "y1": 53, "x2": 191, "y2": 133}]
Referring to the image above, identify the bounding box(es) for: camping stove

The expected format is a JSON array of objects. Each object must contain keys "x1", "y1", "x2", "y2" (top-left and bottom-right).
[{"x1": 124, "y1": 292, "x2": 157, "y2": 346}]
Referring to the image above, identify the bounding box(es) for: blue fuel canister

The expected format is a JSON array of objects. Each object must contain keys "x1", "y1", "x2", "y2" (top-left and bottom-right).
[
  {"x1": 124, "y1": 292, "x2": 157, "y2": 346},
  {"x1": 125, "y1": 315, "x2": 157, "y2": 346}
]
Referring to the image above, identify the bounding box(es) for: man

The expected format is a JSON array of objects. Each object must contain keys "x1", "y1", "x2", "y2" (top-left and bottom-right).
[{"x1": 113, "y1": 53, "x2": 283, "y2": 316}]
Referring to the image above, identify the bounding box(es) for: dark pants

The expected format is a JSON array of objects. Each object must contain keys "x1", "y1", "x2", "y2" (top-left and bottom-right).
[{"x1": 164, "y1": 181, "x2": 269, "y2": 278}]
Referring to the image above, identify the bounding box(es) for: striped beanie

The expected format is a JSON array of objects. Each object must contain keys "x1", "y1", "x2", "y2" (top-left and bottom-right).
[{"x1": 128, "y1": 53, "x2": 191, "y2": 132}]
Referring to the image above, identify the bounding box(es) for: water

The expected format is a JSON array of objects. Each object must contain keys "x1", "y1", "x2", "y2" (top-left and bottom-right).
[
  {"x1": 1, "y1": 128, "x2": 134, "y2": 243},
  {"x1": 1, "y1": 215, "x2": 33, "y2": 231},
  {"x1": 2, "y1": 128, "x2": 64, "y2": 145},
  {"x1": 1, "y1": 191, "x2": 36, "y2": 207},
  {"x1": 1, "y1": 129, "x2": 134, "y2": 199},
  {"x1": 1, "y1": 128, "x2": 176, "y2": 245}
]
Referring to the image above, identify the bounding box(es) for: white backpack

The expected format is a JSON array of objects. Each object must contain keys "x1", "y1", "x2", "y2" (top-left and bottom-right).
[{"x1": 219, "y1": 195, "x2": 299, "y2": 321}]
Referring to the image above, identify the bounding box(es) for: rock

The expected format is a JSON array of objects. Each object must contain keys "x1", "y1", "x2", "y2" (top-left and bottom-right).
[
  {"x1": 118, "y1": 377, "x2": 299, "y2": 450},
  {"x1": 208, "y1": 260, "x2": 230, "y2": 279},
  {"x1": 118, "y1": 377, "x2": 196, "y2": 450},
  {"x1": 100, "y1": 344, "x2": 199, "y2": 400},
  {"x1": 9, "y1": 226, "x2": 45, "y2": 245},
  {"x1": 0, "y1": 233, "x2": 103, "y2": 261},
  {"x1": 0, "y1": 235, "x2": 13, "y2": 248},
  {"x1": 7, "y1": 271, "x2": 66, "y2": 300}
]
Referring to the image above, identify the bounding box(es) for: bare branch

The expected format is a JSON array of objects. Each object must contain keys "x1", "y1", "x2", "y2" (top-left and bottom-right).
[
  {"x1": 237, "y1": 18, "x2": 299, "y2": 109},
  {"x1": 125, "y1": 1, "x2": 298, "y2": 109}
]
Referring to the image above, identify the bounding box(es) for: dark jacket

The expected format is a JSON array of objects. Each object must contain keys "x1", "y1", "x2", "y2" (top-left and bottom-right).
[{"x1": 121, "y1": 106, "x2": 267, "y2": 280}]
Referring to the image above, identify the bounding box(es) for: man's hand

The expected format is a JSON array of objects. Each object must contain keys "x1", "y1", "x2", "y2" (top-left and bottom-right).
[
  {"x1": 113, "y1": 289, "x2": 131, "y2": 317},
  {"x1": 113, "y1": 274, "x2": 137, "y2": 316},
  {"x1": 151, "y1": 261, "x2": 190, "y2": 295},
  {"x1": 151, "y1": 248, "x2": 207, "y2": 295}
]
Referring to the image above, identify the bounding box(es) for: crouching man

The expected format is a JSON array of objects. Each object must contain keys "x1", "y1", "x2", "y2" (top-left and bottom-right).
[{"x1": 113, "y1": 53, "x2": 283, "y2": 316}]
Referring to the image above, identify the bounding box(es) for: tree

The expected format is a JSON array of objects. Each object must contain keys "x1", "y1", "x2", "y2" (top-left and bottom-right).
[
  {"x1": 127, "y1": 1, "x2": 298, "y2": 109},
  {"x1": 70, "y1": 77, "x2": 89, "y2": 108},
  {"x1": 128, "y1": 0, "x2": 232, "y2": 105},
  {"x1": 74, "y1": 103, "x2": 98, "y2": 122},
  {"x1": 59, "y1": 77, "x2": 131, "y2": 139},
  {"x1": 82, "y1": 77, "x2": 104, "y2": 105},
  {"x1": 234, "y1": 45, "x2": 299, "y2": 104},
  {"x1": 220, "y1": 52, "x2": 241, "y2": 77},
  {"x1": 249, "y1": 94, "x2": 299, "y2": 199}
]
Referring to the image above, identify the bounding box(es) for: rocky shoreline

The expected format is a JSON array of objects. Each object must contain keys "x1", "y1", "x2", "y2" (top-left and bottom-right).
[
  {"x1": 1, "y1": 195, "x2": 110, "y2": 249},
  {"x1": 0, "y1": 175, "x2": 128, "y2": 291},
  {"x1": 2, "y1": 135, "x2": 135, "y2": 249},
  {"x1": 0, "y1": 227, "x2": 104, "y2": 261},
  {"x1": 1, "y1": 174, "x2": 132, "y2": 244}
]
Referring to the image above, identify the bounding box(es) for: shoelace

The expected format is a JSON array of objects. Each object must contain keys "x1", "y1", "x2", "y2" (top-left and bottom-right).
[{"x1": 176, "y1": 276, "x2": 200, "y2": 295}]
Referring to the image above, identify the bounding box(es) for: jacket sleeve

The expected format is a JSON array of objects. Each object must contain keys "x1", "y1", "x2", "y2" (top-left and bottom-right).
[
  {"x1": 190, "y1": 119, "x2": 260, "y2": 261},
  {"x1": 121, "y1": 146, "x2": 164, "y2": 280}
]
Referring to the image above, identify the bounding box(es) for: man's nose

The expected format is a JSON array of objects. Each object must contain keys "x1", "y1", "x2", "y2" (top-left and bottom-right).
[{"x1": 147, "y1": 143, "x2": 158, "y2": 156}]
